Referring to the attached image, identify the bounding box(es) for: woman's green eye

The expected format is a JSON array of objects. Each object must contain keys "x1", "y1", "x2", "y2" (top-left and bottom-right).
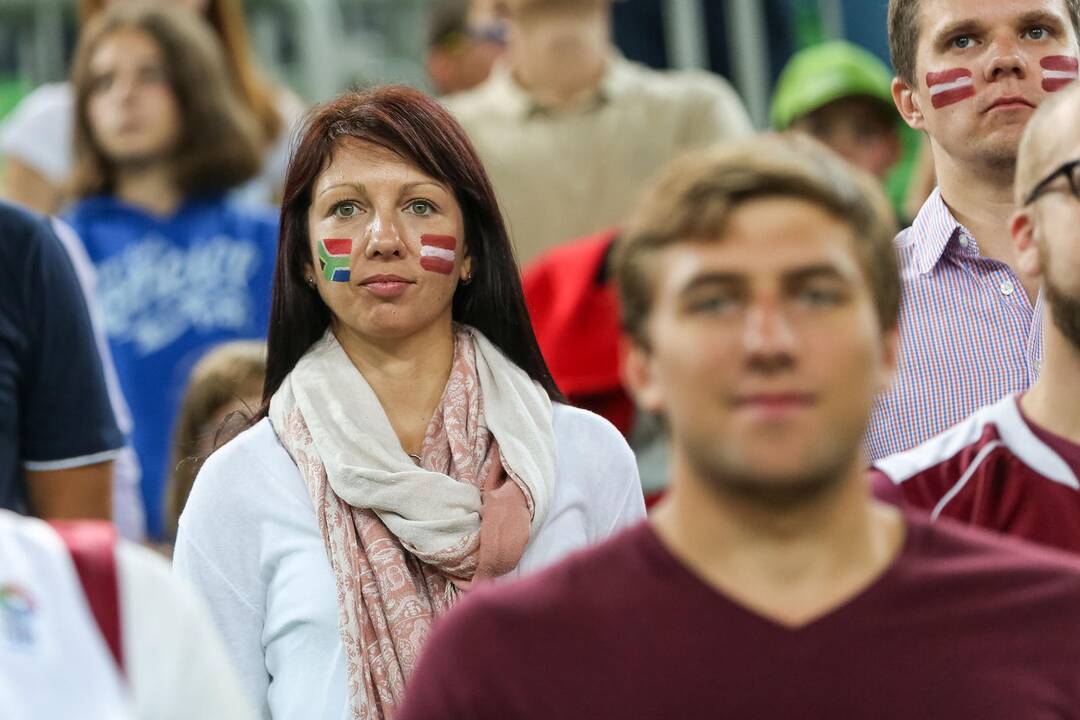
[
  {"x1": 334, "y1": 203, "x2": 358, "y2": 218},
  {"x1": 409, "y1": 200, "x2": 433, "y2": 216}
]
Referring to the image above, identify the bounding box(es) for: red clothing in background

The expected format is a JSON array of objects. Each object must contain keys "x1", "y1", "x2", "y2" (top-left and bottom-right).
[
  {"x1": 872, "y1": 394, "x2": 1080, "y2": 554},
  {"x1": 521, "y1": 229, "x2": 633, "y2": 435},
  {"x1": 400, "y1": 514, "x2": 1080, "y2": 719}
]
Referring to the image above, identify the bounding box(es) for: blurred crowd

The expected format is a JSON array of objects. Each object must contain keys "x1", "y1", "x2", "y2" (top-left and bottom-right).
[{"x1": 2, "y1": 0, "x2": 1080, "y2": 717}]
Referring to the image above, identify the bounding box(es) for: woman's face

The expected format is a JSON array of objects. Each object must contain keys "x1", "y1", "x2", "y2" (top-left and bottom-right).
[
  {"x1": 305, "y1": 139, "x2": 472, "y2": 342},
  {"x1": 86, "y1": 28, "x2": 181, "y2": 166}
]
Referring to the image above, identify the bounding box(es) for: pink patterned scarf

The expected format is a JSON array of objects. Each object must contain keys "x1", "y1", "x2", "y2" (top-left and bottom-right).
[{"x1": 268, "y1": 325, "x2": 555, "y2": 719}]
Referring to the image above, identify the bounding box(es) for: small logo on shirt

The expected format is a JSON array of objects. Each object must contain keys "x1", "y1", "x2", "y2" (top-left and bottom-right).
[
  {"x1": 96, "y1": 235, "x2": 261, "y2": 356},
  {"x1": 0, "y1": 583, "x2": 36, "y2": 651}
]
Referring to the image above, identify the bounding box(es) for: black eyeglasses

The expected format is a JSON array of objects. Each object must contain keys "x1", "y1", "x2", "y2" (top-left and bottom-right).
[{"x1": 1024, "y1": 159, "x2": 1080, "y2": 205}]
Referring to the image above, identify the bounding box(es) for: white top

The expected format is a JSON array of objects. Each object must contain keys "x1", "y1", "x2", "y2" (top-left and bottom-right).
[
  {"x1": 0, "y1": 510, "x2": 254, "y2": 720},
  {"x1": 174, "y1": 404, "x2": 645, "y2": 720},
  {"x1": 0, "y1": 82, "x2": 305, "y2": 206}
]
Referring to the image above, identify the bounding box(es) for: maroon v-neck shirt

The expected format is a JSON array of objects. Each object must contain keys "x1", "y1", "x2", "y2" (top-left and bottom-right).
[{"x1": 400, "y1": 513, "x2": 1080, "y2": 719}]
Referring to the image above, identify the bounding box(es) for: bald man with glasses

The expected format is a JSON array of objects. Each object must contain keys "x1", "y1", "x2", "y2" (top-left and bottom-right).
[{"x1": 872, "y1": 82, "x2": 1080, "y2": 554}]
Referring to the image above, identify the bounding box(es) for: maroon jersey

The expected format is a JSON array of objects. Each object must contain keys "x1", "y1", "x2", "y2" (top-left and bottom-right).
[
  {"x1": 399, "y1": 515, "x2": 1080, "y2": 720},
  {"x1": 872, "y1": 394, "x2": 1080, "y2": 553}
]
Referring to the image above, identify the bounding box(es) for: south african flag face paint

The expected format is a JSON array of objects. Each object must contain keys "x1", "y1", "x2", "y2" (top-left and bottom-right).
[{"x1": 319, "y1": 238, "x2": 352, "y2": 282}]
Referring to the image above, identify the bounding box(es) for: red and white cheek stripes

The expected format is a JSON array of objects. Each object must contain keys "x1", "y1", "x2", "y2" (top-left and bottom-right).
[
  {"x1": 419, "y1": 234, "x2": 457, "y2": 275},
  {"x1": 927, "y1": 69, "x2": 976, "y2": 109},
  {"x1": 1041, "y1": 55, "x2": 1079, "y2": 92}
]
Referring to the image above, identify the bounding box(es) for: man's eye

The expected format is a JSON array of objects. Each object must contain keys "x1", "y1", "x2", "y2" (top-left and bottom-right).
[
  {"x1": 797, "y1": 288, "x2": 843, "y2": 307},
  {"x1": 952, "y1": 35, "x2": 974, "y2": 49},
  {"x1": 688, "y1": 296, "x2": 735, "y2": 314},
  {"x1": 1026, "y1": 26, "x2": 1048, "y2": 40},
  {"x1": 332, "y1": 202, "x2": 359, "y2": 219},
  {"x1": 407, "y1": 200, "x2": 434, "y2": 216}
]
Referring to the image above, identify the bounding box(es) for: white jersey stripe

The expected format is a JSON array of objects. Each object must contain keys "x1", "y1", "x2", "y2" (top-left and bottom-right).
[{"x1": 930, "y1": 440, "x2": 1004, "y2": 521}]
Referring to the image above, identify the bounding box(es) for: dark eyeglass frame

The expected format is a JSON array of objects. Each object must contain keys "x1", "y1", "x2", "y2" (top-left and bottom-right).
[{"x1": 1024, "y1": 158, "x2": 1080, "y2": 205}]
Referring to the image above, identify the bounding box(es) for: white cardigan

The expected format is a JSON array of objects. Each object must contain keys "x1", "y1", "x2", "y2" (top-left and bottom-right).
[{"x1": 174, "y1": 403, "x2": 645, "y2": 719}]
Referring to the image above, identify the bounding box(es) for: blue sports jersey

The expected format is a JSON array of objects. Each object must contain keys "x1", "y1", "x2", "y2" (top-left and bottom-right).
[{"x1": 66, "y1": 194, "x2": 278, "y2": 538}]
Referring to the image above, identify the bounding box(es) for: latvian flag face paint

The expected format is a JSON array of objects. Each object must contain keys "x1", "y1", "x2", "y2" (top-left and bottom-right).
[
  {"x1": 927, "y1": 68, "x2": 975, "y2": 109},
  {"x1": 1041, "y1": 56, "x2": 1079, "y2": 92},
  {"x1": 319, "y1": 238, "x2": 352, "y2": 282},
  {"x1": 420, "y1": 234, "x2": 457, "y2": 275}
]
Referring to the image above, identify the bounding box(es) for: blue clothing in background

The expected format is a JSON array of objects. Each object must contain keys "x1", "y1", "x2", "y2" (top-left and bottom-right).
[
  {"x1": 0, "y1": 201, "x2": 123, "y2": 513},
  {"x1": 65, "y1": 194, "x2": 278, "y2": 538}
]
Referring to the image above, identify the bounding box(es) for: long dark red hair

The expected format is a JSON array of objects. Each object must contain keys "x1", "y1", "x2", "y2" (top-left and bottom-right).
[{"x1": 260, "y1": 85, "x2": 563, "y2": 410}]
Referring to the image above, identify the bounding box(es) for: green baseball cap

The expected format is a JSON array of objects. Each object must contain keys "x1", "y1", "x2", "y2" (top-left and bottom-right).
[{"x1": 771, "y1": 41, "x2": 896, "y2": 130}]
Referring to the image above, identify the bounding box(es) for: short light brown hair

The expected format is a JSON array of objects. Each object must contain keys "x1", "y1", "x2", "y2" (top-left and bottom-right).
[
  {"x1": 166, "y1": 340, "x2": 266, "y2": 539},
  {"x1": 889, "y1": 0, "x2": 1080, "y2": 85},
  {"x1": 70, "y1": 2, "x2": 263, "y2": 199},
  {"x1": 614, "y1": 134, "x2": 901, "y2": 346}
]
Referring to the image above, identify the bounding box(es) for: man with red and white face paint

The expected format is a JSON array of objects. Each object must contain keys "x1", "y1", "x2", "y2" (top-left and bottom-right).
[{"x1": 867, "y1": 0, "x2": 1080, "y2": 459}]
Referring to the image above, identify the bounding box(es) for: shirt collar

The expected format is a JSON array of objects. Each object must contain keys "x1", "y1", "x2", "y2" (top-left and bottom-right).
[
  {"x1": 908, "y1": 187, "x2": 973, "y2": 275},
  {"x1": 485, "y1": 52, "x2": 632, "y2": 120}
]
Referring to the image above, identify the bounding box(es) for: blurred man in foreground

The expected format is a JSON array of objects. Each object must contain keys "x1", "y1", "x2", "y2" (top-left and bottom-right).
[{"x1": 399, "y1": 135, "x2": 1080, "y2": 719}]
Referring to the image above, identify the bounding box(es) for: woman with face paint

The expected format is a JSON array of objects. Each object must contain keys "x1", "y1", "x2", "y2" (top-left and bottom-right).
[{"x1": 173, "y1": 86, "x2": 646, "y2": 719}]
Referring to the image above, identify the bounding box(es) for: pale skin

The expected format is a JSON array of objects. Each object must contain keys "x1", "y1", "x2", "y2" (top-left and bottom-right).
[
  {"x1": 892, "y1": 0, "x2": 1079, "y2": 301},
  {"x1": 623, "y1": 197, "x2": 904, "y2": 627},
  {"x1": 85, "y1": 28, "x2": 184, "y2": 216},
  {"x1": 305, "y1": 139, "x2": 472, "y2": 457},
  {"x1": 500, "y1": 0, "x2": 611, "y2": 111},
  {"x1": 1011, "y1": 87, "x2": 1080, "y2": 443}
]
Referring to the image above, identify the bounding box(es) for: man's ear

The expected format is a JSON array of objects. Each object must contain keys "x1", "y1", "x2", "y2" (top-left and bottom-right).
[
  {"x1": 1010, "y1": 207, "x2": 1044, "y2": 282},
  {"x1": 621, "y1": 335, "x2": 665, "y2": 415},
  {"x1": 892, "y1": 76, "x2": 926, "y2": 131}
]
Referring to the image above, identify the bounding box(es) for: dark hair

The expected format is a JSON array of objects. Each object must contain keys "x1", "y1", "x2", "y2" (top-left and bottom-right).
[
  {"x1": 261, "y1": 85, "x2": 563, "y2": 411},
  {"x1": 429, "y1": 0, "x2": 470, "y2": 49},
  {"x1": 615, "y1": 134, "x2": 901, "y2": 346},
  {"x1": 889, "y1": 0, "x2": 1080, "y2": 84},
  {"x1": 70, "y1": 3, "x2": 263, "y2": 198}
]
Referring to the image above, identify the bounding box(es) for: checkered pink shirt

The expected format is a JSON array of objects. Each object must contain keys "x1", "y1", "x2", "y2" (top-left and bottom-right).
[{"x1": 865, "y1": 189, "x2": 1043, "y2": 460}]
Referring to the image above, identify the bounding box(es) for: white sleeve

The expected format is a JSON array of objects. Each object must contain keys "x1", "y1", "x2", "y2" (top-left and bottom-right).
[
  {"x1": 553, "y1": 405, "x2": 647, "y2": 540},
  {"x1": 0, "y1": 83, "x2": 74, "y2": 183},
  {"x1": 117, "y1": 542, "x2": 257, "y2": 720},
  {"x1": 172, "y1": 439, "x2": 272, "y2": 716}
]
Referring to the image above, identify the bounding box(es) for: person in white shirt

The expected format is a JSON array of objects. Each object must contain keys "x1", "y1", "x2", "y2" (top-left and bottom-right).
[
  {"x1": 0, "y1": 509, "x2": 253, "y2": 720},
  {"x1": 174, "y1": 85, "x2": 645, "y2": 719}
]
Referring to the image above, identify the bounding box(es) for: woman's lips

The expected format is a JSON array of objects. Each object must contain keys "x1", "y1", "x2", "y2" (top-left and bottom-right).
[{"x1": 359, "y1": 275, "x2": 413, "y2": 299}]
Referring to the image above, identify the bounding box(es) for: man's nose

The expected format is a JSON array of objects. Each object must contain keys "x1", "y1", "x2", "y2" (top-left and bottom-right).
[
  {"x1": 742, "y1": 302, "x2": 798, "y2": 372},
  {"x1": 985, "y1": 38, "x2": 1029, "y2": 81}
]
